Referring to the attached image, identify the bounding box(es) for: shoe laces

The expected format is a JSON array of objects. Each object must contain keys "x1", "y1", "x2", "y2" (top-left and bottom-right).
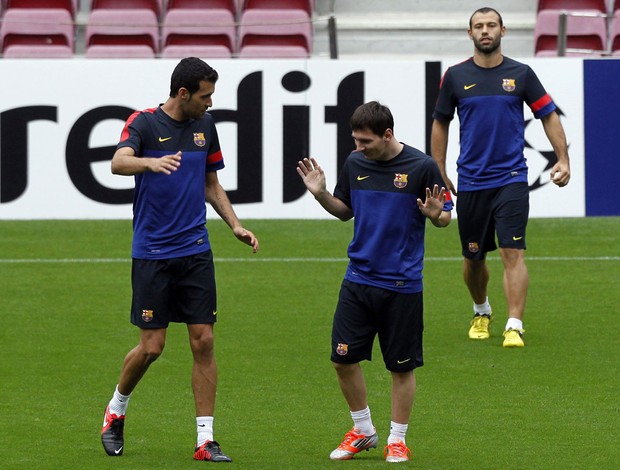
[
  {"x1": 504, "y1": 328, "x2": 524, "y2": 337},
  {"x1": 471, "y1": 315, "x2": 489, "y2": 329},
  {"x1": 340, "y1": 429, "x2": 364, "y2": 447},
  {"x1": 386, "y1": 441, "x2": 410, "y2": 458}
]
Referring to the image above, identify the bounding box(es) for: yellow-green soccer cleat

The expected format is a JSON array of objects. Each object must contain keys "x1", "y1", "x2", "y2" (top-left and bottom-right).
[
  {"x1": 384, "y1": 441, "x2": 411, "y2": 463},
  {"x1": 502, "y1": 328, "x2": 525, "y2": 348},
  {"x1": 468, "y1": 314, "x2": 492, "y2": 339}
]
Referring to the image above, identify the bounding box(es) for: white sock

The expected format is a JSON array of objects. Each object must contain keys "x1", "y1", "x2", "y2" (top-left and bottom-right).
[
  {"x1": 473, "y1": 297, "x2": 492, "y2": 316},
  {"x1": 108, "y1": 385, "x2": 131, "y2": 416},
  {"x1": 388, "y1": 421, "x2": 408, "y2": 445},
  {"x1": 197, "y1": 416, "x2": 214, "y2": 446},
  {"x1": 505, "y1": 318, "x2": 523, "y2": 331},
  {"x1": 350, "y1": 407, "x2": 375, "y2": 436}
]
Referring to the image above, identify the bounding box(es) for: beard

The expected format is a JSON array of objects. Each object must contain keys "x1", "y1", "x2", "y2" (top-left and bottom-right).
[{"x1": 474, "y1": 37, "x2": 501, "y2": 54}]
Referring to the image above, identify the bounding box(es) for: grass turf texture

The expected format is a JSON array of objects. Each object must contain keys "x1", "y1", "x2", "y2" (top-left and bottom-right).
[{"x1": 0, "y1": 218, "x2": 618, "y2": 469}]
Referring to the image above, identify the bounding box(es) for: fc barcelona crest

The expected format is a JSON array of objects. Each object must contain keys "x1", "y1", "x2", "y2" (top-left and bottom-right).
[
  {"x1": 336, "y1": 343, "x2": 348, "y2": 356},
  {"x1": 394, "y1": 173, "x2": 408, "y2": 189},
  {"x1": 142, "y1": 309, "x2": 154, "y2": 322},
  {"x1": 502, "y1": 79, "x2": 516, "y2": 92},
  {"x1": 193, "y1": 132, "x2": 206, "y2": 147}
]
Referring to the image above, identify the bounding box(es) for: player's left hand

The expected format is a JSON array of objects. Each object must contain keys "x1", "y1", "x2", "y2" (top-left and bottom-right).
[
  {"x1": 233, "y1": 227, "x2": 259, "y2": 253},
  {"x1": 417, "y1": 184, "x2": 446, "y2": 221},
  {"x1": 551, "y1": 162, "x2": 570, "y2": 187}
]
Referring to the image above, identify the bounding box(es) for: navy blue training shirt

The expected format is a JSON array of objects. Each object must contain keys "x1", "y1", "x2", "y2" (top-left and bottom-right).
[
  {"x1": 117, "y1": 106, "x2": 225, "y2": 259},
  {"x1": 433, "y1": 56, "x2": 556, "y2": 191}
]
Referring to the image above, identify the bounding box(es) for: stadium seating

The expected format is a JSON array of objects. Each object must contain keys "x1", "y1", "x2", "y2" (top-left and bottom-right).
[
  {"x1": 5, "y1": 0, "x2": 78, "y2": 17},
  {"x1": 85, "y1": 8, "x2": 159, "y2": 58},
  {"x1": 91, "y1": 0, "x2": 163, "y2": 19},
  {"x1": 0, "y1": 8, "x2": 75, "y2": 58},
  {"x1": 161, "y1": 8, "x2": 236, "y2": 58},
  {"x1": 238, "y1": 8, "x2": 312, "y2": 58},
  {"x1": 242, "y1": 0, "x2": 313, "y2": 16},
  {"x1": 611, "y1": 11, "x2": 620, "y2": 55},
  {"x1": 534, "y1": 9, "x2": 607, "y2": 56},
  {"x1": 167, "y1": 0, "x2": 238, "y2": 16},
  {"x1": 537, "y1": 0, "x2": 608, "y2": 13}
]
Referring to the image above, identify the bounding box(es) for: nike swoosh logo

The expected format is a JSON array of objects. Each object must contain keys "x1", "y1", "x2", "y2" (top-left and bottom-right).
[
  {"x1": 114, "y1": 447, "x2": 123, "y2": 455},
  {"x1": 512, "y1": 236, "x2": 523, "y2": 241},
  {"x1": 464, "y1": 84, "x2": 477, "y2": 90},
  {"x1": 397, "y1": 358, "x2": 411, "y2": 364},
  {"x1": 357, "y1": 175, "x2": 370, "y2": 181},
  {"x1": 198, "y1": 424, "x2": 206, "y2": 427},
  {"x1": 158, "y1": 136, "x2": 172, "y2": 142}
]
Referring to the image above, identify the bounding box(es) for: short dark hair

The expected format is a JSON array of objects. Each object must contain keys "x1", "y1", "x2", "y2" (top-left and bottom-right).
[
  {"x1": 350, "y1": 101, "x2": 394, "y2": 137},
  {"x1": 169, "y1": 57, "x2": 219, "y2": 97},
  {"x1": 469, "y1": 7, "x2": 503, "y2": 28}
]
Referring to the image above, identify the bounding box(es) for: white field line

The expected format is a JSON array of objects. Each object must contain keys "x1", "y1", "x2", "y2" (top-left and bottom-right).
[{"x1": 0, "y1": 256, "x2": 619, "y2": 264}]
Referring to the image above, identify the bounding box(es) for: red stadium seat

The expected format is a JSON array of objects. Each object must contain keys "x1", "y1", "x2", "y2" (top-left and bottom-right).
[
  {"x1": 161, "y1": 8, "x2": 236, "y2": 58},
  {"x1": 91, "y1": 0, "x2": 162, "y2": 18},
  {"x1": 534, "y1": 9, "x2": 607, "y2": 56},
  {"x1": 0, "y1": 8, "x2": 75, "y2": 58},
  {"x1": 242, "y1": 0, "x2": 312, "y2": 16},
  {"x1": 537, "y1": 0, "x2": 607, "y2": 13},
  {"x1": 610, "y1": 11, "x2": 620, "y2": 54},
  {"x1": 167, "y1": 0, "x2": 237, "y2": 15},
  {"x1": 5, "y1": 0, "x2": 77, "y2": 17},
  {"x1": 85, "y1": 8, "x2": 159, "y2": 58},
  {"x1": 238, "y1": 8, "x2": 312, "y2": 58}
]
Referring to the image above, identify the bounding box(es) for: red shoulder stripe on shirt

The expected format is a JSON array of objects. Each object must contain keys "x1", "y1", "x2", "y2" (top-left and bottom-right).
[{"x1": 119, "y1": 107, "x2": 157, "y2": 142}]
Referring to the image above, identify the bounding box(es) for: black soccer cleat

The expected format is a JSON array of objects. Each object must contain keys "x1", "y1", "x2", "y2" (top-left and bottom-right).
[
  {"x1": 194, "y1": 440, "x2": 233, "y2": 462},
  {"x1": 101, "y1": 406, "x2": 125, "y2": 456}
]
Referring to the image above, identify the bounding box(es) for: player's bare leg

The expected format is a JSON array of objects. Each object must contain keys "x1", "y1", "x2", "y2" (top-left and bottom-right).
[
  {"x1": 498, "y1": 248, "x2": 528, "y2": 321},
  {"x1": 499, "y1": 247, "x2": 528, "y2": 347},
  {"x1": 333, "y1": 362, "x2": 368, "y2": 412},
  {"x1": 188, "y1": 323, "x2": 232, "y2": 462},
  {"x1": 188, "y1": 323, "x2": 217, "y2": 417},
  {"x1": 463, "y1": 258, "x2": 489, "y2": 305},
  {"x1": 102, "y1": 328, "x2": 166, "y2": 456},
  {"x1": 464, "y1": 258, "x2": 493, "y2": 339},
  {"x1": 390, "y1": 371, "x2": 415, "y2": 425},
  {"x1": 330, "y1": 362, "x2": 378, "y2": 460},
  {"x1": 118, "y1": 328, "x2": 167, "y2": 394}
]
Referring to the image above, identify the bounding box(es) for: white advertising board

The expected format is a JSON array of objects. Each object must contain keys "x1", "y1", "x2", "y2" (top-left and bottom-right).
[{"x1": 0, "y1": 58, "x2": 584, "y2": 219}]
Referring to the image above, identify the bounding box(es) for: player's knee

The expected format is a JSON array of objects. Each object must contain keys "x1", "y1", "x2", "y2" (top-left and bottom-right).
[
  {"x1": 141, "y1": 344, "x2": 164, "y2": 364},
  {"x1": 190, "y1": 335, "x2": 214, "y2": 358},
  {"x1": 332, "y1": 361, "x2": 358, "y2": 376}
]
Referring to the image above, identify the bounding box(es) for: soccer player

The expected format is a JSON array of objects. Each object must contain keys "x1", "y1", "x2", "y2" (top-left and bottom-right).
[
  {"x1": 297, "y1": 101, "x2": 452, "y2": 463},
  {"x1": 100, "y1": 57, "x2": 259, "y2": 462},
  {"x1": 431, "y1": 7, "x2": 571, "y2": 347}
]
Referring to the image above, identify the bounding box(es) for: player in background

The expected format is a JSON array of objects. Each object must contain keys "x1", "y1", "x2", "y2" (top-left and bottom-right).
[
  {"x1": 431, "y1": 7, "x2": 570, "y2": 347},
  {"x1": 297, "y1": 101, "x2": 452, "y2": 463},
  {"x1": 100, "y1": 57, "x2": 258, "y2": 462}
]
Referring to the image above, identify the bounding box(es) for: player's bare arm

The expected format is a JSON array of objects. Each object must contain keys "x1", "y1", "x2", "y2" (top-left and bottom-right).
[
  {"x1": 297, "y1": 157, "x2": 353, "y2": 221},
  {"x1": 417, "y1": 184, "x2": 451, "y2": 227},
  {"x1": 430, "y1": 120, "x2": 457, "y2": 195},
  {"x1": 205, "y1": 172, "x2": 259, "y2": 253},
  {"x1": 111, "y1": 148, "x2": 182, "y2": 176},
  {"x1": 541, "y1": 112, "x2": 571, "y2": 187}
]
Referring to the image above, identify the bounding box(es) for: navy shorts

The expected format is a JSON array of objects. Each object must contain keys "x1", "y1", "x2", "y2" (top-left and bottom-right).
[
  {"x1": 331, "y1": 280, "x2": 424, "y2": 372},
  {"x1": 456, "y1": 182, "x2": 529, "y2": 260},
  {"x1": 130, "y1": 250, "x2": 217, "y2": 329}
]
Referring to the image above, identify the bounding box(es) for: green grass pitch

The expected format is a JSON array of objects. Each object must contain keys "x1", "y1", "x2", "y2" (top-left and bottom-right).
[{"x1": 0, "y1": 218, "x2": 618, "y2": 469}]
